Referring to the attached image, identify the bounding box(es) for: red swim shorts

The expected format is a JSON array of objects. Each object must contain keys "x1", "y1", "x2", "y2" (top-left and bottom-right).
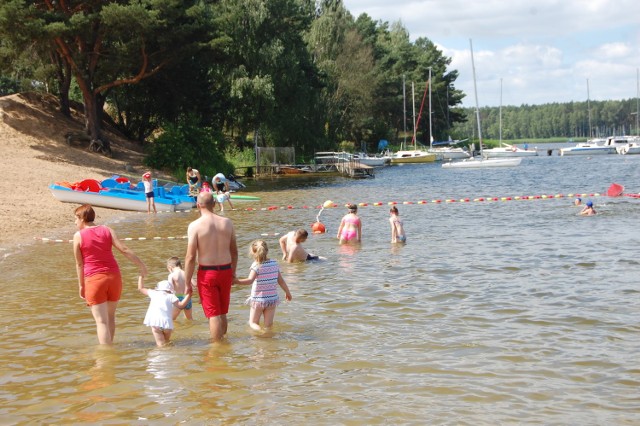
[
  {"x1": 84, "y1": 271, "x2": 122, "y2": 306},
  {"x1": 197, "y1": 265, "x2": 233, "y2": 318}
]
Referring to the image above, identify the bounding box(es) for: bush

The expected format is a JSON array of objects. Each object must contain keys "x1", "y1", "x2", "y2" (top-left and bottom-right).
[
  {"x1": 0, "y1": 76, "x2": 20, "y2": 96},
  {"x1": 144, "y1": 115, "x2": 235, "y2": 182}
]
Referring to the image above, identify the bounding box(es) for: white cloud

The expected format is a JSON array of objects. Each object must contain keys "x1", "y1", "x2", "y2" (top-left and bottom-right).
[{"x1": 344, "y1": 0, "x2": 640, "y2": 105}]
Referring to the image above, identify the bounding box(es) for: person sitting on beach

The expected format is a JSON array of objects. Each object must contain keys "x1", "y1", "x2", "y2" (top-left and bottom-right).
[
  {"x1": 389, "y1": 206, "x2": 406, "y2": 243},
  {"x1": 336, "y1": 203, "x2": 362, "y2": 244},
  {"x1": 167, "y1": 257, "x2": 192, "y2": 321},
  {"x1": 279, "y1": 229, "x2": 319, "y2": 262},
  {"x1": 138, "y1": 277, "x2": 192, "y2": 347},
  {"x1": 579, "y1": 200, "x2": 596, "y2": 216}
]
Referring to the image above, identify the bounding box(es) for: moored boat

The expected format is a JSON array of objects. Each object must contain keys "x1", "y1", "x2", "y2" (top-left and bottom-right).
[
  {"x1": 442, "y1": 156, "x2": 522, "y2": 168},
  {"x1": 352, "y1": 152, "x2": 390, "y2": 167},
  {"x1": 429, "y1": 146, "x2": 471, "y2": 160},
  {"x1": 482, "y1": 144, "x2": 538, "y2": 158},
  {"x1": 559, "y1": 139, "x2": 616, "y2": 156},
  {"x1": 618, "y1": 139, "x2": 640, "y2": 155},
  {"x1": 389, "y1": 150, "x2": 437, "y2": 164},
  {"x1": 443, "y1": 40, "x2": 522, "y2": 170}
]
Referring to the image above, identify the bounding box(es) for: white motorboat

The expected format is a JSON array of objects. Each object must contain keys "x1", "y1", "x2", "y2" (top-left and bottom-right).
[
  {"x1": 443, "y1": 40, "x2": 522, "y2": 169},
  {"x1": 618, "y1": 139, "x2": 640, "y2": 155},
  {"x1": 352, "y1": 152, "x2": 390, "y2": 167},
  {"x1": 559, "y1": 139, "x2": 616, "y2": 156},
  {"x1": 601, "y1": 136, "x2": 640, "y2": 154}
]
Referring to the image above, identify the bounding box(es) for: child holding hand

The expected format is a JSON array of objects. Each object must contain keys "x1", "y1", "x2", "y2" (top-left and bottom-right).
[
  {"x1": 138, "y1": 276, "x2": 191, "y2": 347},
  {"x1": 234, "y1": 240, "x2": 292, "y2": 332}
]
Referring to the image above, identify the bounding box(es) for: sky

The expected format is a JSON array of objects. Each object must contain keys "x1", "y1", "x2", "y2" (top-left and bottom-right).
[{"x1": 343, "y1": 0, "x2": 640, "y2": 107}]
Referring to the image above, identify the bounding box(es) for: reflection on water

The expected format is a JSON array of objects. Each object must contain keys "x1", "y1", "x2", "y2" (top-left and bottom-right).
[{"x1": 1, "y1": 154, "x2": 640, "y2": 423}]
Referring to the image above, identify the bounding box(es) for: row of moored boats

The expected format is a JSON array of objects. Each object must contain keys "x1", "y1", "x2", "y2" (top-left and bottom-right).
[{"x1": 559, "y1": 135, "x2": 640, "y2": 156}]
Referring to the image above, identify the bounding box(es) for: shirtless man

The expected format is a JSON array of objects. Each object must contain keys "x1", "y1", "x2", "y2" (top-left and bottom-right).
[
  {"x1": 184, "y1": 192, "x2": 238, "y2": 342},
  {"x1": 279, "y1": 229, "x2": 319, "y2": 262}
]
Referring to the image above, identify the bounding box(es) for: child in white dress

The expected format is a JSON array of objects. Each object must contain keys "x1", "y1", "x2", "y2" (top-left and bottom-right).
[
  {"x1": 138, "y1": 276, "x2": 191, "y2": 347},
  {"x1": 234, "y1": 240, "x2": 292, "y2": 332}
]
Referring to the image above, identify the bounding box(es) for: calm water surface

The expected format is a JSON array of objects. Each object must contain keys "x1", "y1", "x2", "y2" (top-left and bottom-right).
[{"x1": 1, "y1": 151, "x2": 640, "y2": 424}]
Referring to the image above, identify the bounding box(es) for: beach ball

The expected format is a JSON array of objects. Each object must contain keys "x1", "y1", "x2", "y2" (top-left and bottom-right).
[
  {"x1": 323, "y1": 200, "x2": 333, "y2": 208},
  {"x1": 312, "y1": 222, "x2": 326, "y2": 234}
]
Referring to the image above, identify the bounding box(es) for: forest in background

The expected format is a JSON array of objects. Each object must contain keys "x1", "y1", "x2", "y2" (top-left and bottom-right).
[{"x1": 1, "y1": 0, "x2": 638, "y2": 176}]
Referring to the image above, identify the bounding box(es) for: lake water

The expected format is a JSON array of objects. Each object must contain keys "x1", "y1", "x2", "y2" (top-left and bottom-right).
[{"x1": 1, "y1": 149, "x2": 639, "y2": 424}]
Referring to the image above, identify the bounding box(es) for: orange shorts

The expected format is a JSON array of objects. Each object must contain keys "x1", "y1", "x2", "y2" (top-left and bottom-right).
[
  {"x1": 84, "y1": 272, "x2": 122, "y2": 306},
  {"x1": 197, "y1": 265, "x2": 233, "y2": 318}
]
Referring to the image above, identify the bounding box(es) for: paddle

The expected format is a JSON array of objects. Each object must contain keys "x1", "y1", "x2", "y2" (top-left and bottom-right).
[{"x1": 607, "y1": 183, "x2": 640, "y2": 198}]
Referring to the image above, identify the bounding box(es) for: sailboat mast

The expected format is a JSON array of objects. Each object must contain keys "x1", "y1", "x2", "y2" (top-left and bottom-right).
[
  {"x1": 469, "y1": 39, "x2": 483, "y2": 155},
  {"x1": 636, "y1": 68, "x2": 640, "y2": 136},
  {"x1": 412, "y1": 81, "x2": 417, "y2": 149},
  {"x1": 403, "y1": 75, "x2": 407, "y2": 149},
  {"x1": 499, "y1": 78, "x2": 503, "y2": 146},
  {"x1": 428, "y1": 67, "x2": 433, "y2": 149},
  {"x1": 587, "y1": 78, "x2": 592, "y2": 139}
]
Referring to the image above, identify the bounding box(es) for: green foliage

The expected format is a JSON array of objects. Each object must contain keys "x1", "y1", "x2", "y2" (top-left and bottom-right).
[
  {"x1": 0, "y1": 75, "x2": 19, "y2": 95},
  {"x1": 338, "y1": 140, "x2": 356, "y2": 152},
  {"x1": 144, "y1": 116, "x2": 235, "y2": 182},
  {"x1": 224, "y1": 146, "x2": 256, "y2": 168}
]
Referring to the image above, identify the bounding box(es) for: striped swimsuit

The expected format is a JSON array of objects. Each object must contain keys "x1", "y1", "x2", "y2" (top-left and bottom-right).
[{"x1": 246, "y1": 259, "x2": 281, "y2": 308}]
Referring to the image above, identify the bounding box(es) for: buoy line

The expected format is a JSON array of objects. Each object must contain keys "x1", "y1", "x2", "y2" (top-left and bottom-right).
[
  {"x1": 234, "y1": 192, "x2": 602, "y2": 212},
  {"x1": 34, "y1": 235, "x2": 188, "y2": 244}
]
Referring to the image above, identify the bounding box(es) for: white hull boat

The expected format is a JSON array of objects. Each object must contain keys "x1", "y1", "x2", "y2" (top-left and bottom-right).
[
  {"x1": 442, "y1": 157, "x2": 522, "y2": 168},
  {"x1": 482, "y1": 145, "x2": 538, "y2": 158},
  {"x1": 443, "y1": 40, "x2": 522, "y2": 170},
  {"x1": 429, "y1": 147, "x2": 471, "y2": 160},
  {"x1": 353, "y1": 152, "x2": 390, "y2": 167},
  {"x1": 560, "y1": 140, "x2": 616, "y2": 156},
  {"x1": 618, "y1": 141, "x2": 640, "y2": 155}
]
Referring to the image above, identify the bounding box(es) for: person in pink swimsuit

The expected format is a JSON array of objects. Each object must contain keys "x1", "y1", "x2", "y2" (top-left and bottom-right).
[
  {"x1": 336, "y1": 203, "x2": 362, "y2": 244},
  {"x1": 73, "y1": 204, "x2": 148, "y2": 345}
]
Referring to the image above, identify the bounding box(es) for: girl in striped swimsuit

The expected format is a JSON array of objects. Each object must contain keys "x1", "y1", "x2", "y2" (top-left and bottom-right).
[{"x1": 235, "y1": 240, "x2": 292, "y2": 331}]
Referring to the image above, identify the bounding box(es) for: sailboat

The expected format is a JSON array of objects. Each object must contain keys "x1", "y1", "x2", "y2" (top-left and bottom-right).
[
  {"x1": 426, "y1": 67, "x2": 472, "y2": 160},
  {"x1": 443, "y1": 40, "x2": 522, "y2": 169},
  {"x1": 482, "y1": 78, "x2": 538, "y2": 158},
  {"x1": 390, "y1": 81, "x2": 437, "y2": 164},
  {"x1": 560, "y1": 79, "x2": 614, "y2": 156}
]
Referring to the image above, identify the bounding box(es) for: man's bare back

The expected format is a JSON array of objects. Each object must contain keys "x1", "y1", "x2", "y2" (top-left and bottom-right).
[{"x1": 185, "y1": 193, "x2": 238, "y2": 292}]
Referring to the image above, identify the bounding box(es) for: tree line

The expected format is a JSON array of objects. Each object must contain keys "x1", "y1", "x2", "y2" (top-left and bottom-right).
[
  {"x1": 1, "y1": 1, "x2": 638, "y2": 176},
  {"x1": 453, "y1": 98, "x2": 640, "y2": 142},
  {"x1": 0, "y1": 0, "x2": 463, "y2": 169}
]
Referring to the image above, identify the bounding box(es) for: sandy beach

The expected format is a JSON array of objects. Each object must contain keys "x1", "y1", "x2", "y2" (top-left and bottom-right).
[{"x1": 0, "y1": 92, "x2": 172, "y2": 253}]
